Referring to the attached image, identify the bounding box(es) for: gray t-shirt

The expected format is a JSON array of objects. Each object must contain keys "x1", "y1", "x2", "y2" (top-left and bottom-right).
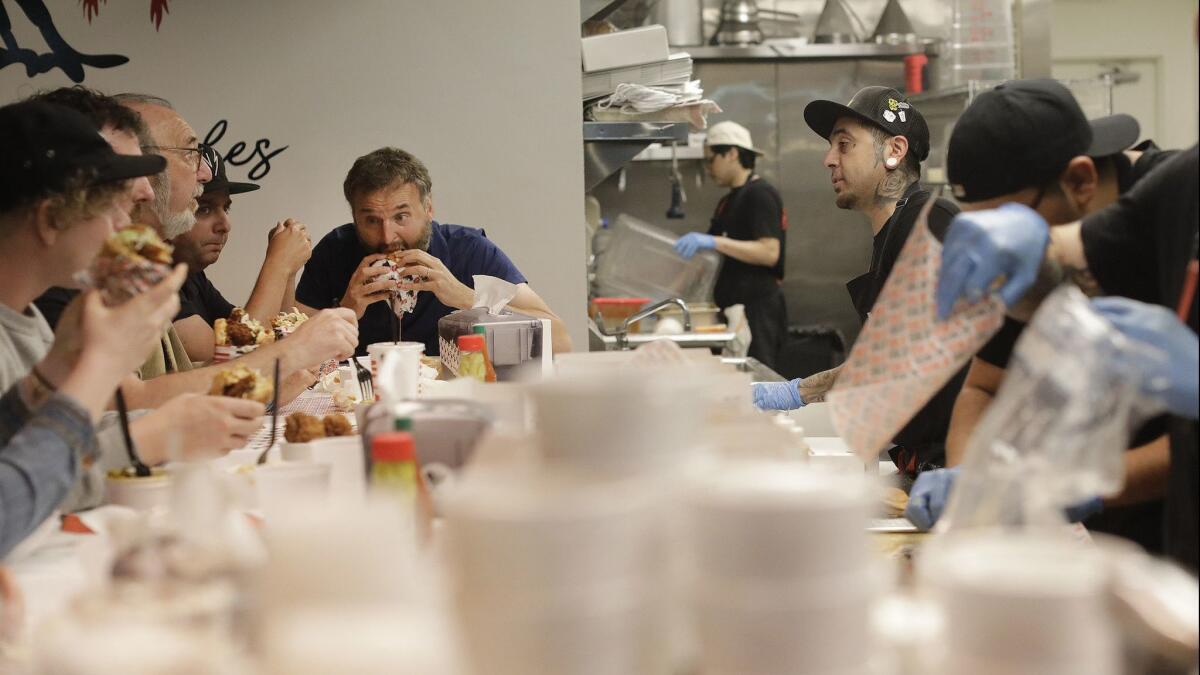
[{"x1": 0, "y1": 301, "x2": 129, "y2": 511}]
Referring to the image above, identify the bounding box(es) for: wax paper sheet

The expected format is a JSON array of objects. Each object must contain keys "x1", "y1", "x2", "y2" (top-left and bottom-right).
[{"x1": 828, "y1": 198, "x2": 1005, "y2": 461}]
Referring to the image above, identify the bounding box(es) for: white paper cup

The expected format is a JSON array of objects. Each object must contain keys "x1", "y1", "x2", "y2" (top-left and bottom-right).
[
  {"x1": 105, "y1": 473, "x2": 172, "y2": 511},
  {"x1": 283, "y1": 437, "x2": 366, "y2": 507},
  {"x1": 253, "y1": 462, "x2": 332, "y2": 521},
  {"x1": 367, "y1": 341, "x2": 424, "y2": 380}
]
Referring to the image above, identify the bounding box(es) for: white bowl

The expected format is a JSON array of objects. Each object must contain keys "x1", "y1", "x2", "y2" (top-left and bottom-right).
[
  {"x1": 291, "y1": 436, "x2": 366, "y2": 507},
  {"x1": 105, "y1": 473, "x2": 172, "y2": 511}
]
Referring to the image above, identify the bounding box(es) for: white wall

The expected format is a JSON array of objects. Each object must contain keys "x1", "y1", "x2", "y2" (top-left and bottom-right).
[
  {"x1": 1, "y1": 0, "x2": 588, "y2": 348},
  {"x1": 1051, "y1": 0, "x2": 1199, "y2": 150}
]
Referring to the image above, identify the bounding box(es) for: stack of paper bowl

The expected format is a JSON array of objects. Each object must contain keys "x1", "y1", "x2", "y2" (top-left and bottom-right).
[
  {"x1": 685, "y1": 463, "x2": 876, "y2": 675},
  {"x1": 443, "y1": 472, "x2": 671, "y2": 675},
  {"x1": 529, "y1": 370, "x2": 703, "y2": 476},
  {"x1": 917, "y1": 531, "x2": 1121, "y2": 675}
]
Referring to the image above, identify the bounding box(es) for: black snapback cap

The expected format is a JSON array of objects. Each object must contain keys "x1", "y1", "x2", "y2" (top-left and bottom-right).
[
  {"x1": 804, "y1": 86, "x2": 931, "y2": 161},
  {"x1": 0, "y1": 100, "x2": 166, "y2": 213},
  {"x1": 947, "y1": 79, "x2": 1096, "y2": 203}
]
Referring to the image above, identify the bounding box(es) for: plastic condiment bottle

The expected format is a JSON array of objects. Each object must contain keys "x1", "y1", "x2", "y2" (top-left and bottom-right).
[
  {"x1": 370, "y1": 431, "x2": 433, "y2": 543},
  {"x1": 456, "y1": 334, "x2": 488, "y2": 381},
  {"x1": 370, "y1": 432, "x2": 419, "y2": 497},
  {"x1": 471, "y1": 325, "x2": 498, "y2": 382}
]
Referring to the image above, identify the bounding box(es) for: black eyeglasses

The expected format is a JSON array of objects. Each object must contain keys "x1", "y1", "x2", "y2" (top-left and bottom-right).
[{"x1": 144, "y1": 143, "x2": 213, "y2": 172}]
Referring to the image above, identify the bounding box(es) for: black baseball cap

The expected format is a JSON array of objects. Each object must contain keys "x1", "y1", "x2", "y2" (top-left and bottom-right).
[
  {"x1": 804, "y1": 86, "x2": 931, "y2": 161},
  {"x1": 947, "y1": 79, "x2": 1140, "y2": 203},
  {"x1": 202, "y1": 147, "x2": 260, "y2": 196},
  {"x1": 0, "y1": 100, "x2": 166, "y2": 213}
]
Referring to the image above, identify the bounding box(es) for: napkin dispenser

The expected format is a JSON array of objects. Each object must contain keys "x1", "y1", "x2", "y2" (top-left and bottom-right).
[{"x1": 437, "y1": 307, "x2": 544, "y2": 381}]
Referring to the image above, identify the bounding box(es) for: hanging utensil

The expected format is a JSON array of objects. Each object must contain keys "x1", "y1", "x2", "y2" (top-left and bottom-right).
[
  {"x1": 666, "y1": 143, "x2": 686, "y2": 219},
  {"x1": 114, "y1": 387, "x2": 151, "y2": 477}
]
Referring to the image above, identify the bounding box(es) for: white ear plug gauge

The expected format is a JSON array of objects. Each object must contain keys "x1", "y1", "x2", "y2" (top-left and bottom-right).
[{"x1": 885, "y1": 157, "x2": 899, "y2": 168}]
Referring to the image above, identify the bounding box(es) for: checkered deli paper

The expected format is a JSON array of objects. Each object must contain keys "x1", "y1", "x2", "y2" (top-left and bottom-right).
[{"x1": 828, "y1": 197, "x2": 1006, "y2": 461}]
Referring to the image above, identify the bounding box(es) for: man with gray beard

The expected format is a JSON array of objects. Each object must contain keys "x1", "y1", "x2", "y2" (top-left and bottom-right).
[{"x1": 112, "y1": 93, "x2": 212, "y2": 240}]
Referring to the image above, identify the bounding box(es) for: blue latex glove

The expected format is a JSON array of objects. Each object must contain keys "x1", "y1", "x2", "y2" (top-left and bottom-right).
[
  {"x1": 1064, "y1": 495, "x2": 1104, "y2": 523},
  {"x1": 752, "y1": 379, "x2": 804, "y2": 411},
  {"x1": 674, "y1": 232, "x2": 716, "y2": 259},
  {"x1": 1093, "y1": 296, "x2": 1200, "y2": 418},
  {"x1": 904, "y1": 466, "x2": 959, "y2": 530},
  {"x1": 936, "y1": 203, "x2": 1050, "y2": 320}
]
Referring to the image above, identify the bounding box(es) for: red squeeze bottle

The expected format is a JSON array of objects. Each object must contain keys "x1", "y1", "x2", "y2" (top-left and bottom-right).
[{"x1": 905, "y1": 54, "x2": 928, "y2": 94}]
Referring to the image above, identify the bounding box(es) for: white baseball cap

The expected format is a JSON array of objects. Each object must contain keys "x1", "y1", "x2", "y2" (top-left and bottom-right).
[{"x1": 705, "y1": 121, "x2": 764, "y2": 156}]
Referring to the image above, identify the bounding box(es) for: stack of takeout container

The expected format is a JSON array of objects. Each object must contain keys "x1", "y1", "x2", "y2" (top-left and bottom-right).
[
  {"x1": 443, "y1": 472, "x2": 671, "y2": 675},
  {"x1": 443, "y1": 367, "x2": 718, "y2": 675},
  {"x1": 684, "y1": 463, "x2": 877, "y2": 675},
  {"x1": 917, "y1": 531, "x2": 1122, "y2": 675}
]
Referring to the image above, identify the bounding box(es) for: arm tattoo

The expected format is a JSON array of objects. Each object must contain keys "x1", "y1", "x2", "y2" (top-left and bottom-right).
[
  {"x1": 1006, "y1": 239, "x2": 1101, "y2": 322},
  {"x1": 798, "y1": 365, "x2": 843, "y2": 403}
]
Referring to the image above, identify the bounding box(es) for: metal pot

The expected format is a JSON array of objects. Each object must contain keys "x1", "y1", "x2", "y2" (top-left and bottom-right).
[{"x1": 712, "y1": 0, "x2": 764, "y2": 46}]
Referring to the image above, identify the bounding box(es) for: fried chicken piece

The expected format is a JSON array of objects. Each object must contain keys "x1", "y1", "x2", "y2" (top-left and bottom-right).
[
  {"x1": 284, "y1": 413, "x2": 326, "y2": 443},
  {"x1": 210, "y1": 365, "x2": 273, "y2": 403},
  {"x1": 322, "y1": 414, "x2": 353, "y2": 437},
  {"x1": 226, "y1": 320, "x2": 258, "y2": 347}
]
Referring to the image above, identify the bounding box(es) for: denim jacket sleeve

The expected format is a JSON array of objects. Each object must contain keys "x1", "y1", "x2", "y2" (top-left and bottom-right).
[{"x1": 0, "y1": 386, "x2": 95, "y2": 558}]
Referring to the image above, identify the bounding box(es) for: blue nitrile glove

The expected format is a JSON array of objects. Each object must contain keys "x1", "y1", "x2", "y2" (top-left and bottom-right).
[
  {"x1": 904, "y1": 466, "x2": 960, "y2": 531},
  {"x1": 752, "y1": 379, "x2": 805, "y2": 411},
  {"x1": 1064, "y1": 495, "x2": 1104, "y2": 523},
  {"x1": 1094, "y1": 296, "x2": 1200, "y2": 419},
  {"x1": 674, "y1": 232, "x2": 716, "y2": 259},
  {"x1": 936, "y1": 203, "x2": 1050, "y2": 320}
]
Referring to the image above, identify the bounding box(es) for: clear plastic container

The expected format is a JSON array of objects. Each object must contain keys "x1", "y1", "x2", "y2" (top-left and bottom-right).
[
  {"x1": 944, "y1": 0, "x2": 1015, "y2": 87},
  {"x1": 594, "y1": 214, "x2": 722, "y2": 304}
]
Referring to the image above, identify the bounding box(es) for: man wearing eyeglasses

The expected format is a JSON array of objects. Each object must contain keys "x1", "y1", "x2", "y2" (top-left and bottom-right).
[{"x1": 112, "y1": 94, "x2": 213, "y2": 240}]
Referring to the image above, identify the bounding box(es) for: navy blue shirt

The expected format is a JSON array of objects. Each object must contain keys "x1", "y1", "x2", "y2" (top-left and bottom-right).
[{"x1": 296, "y1": 221, "x2": 527, "y2": 355}]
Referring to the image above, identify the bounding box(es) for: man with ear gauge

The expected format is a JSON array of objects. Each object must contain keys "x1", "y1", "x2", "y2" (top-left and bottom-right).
[
  {"x1": 673, "y1": 121, "x2": 788, "y2": 371},
  {"x1": 754, "y1": 86, "x2": 961, "y2": 478}
]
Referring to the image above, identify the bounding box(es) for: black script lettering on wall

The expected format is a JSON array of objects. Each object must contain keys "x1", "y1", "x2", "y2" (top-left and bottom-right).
[
  {"x1": 0, "y1": 0, "x2": 129, "y2": 83},
  {"x1": 203, "y1": 119, "x2": 290, "y2": 181}
]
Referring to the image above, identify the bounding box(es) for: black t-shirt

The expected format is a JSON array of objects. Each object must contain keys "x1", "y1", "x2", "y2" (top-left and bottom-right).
[
  {"x1": 707, "y1": 177, "x2": 786, "y2": 308},
  {"x1": 33, "y1": 287, "x2": 80, "y2": 331},
  {"x1": 296, "y1": 221, "x2": 527, "y2": 356},
  {"x1": 845, "y1": 184, "x2": 962, "y2": 471},
  {"x1": 1081, "y1": 144, "x2": 1198, "y2": 571},
  {"x1": 177, "y1": 271, "x2": 236, "y2": 326}
]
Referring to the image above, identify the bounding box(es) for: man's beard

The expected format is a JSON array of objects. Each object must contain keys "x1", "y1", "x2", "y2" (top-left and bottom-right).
[
  {"x1": 148, "y1": 171, "x2": 199, "y2": 240},
  {"x1": 378, "y1": 220, "x2": 432, "y2": 253},
  {"x1": 834, "y1": 192, "x2": 857, "y2": 210}
]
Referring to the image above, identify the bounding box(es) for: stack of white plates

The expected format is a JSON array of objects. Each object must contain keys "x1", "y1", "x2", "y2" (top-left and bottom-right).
[{"x1": 685, "y1": 463, "x2": 876, "y2": 675}]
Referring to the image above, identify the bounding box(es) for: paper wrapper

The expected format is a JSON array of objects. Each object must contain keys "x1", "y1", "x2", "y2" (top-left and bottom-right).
[
  {"x1": 213, "y1": 344, "x2": 255, "y2": 364},
  {"x1": 827, "y1": 199, "x2": 1005, "y2": 461},
  {"x1": 76, "y1": 254, "x2": 171, "y2": 306},
  {"x1": 369, "y1": 259, "x2": 419, "y2": 316}
]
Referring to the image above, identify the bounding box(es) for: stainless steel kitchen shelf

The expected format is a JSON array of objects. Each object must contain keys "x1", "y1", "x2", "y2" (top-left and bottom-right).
[
  {"x1": 583, "y1": 121, "x2": 689, "y2": 192},
  {"x1": 685, "y1": 40, "x2": 928, "y2": 62}
]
